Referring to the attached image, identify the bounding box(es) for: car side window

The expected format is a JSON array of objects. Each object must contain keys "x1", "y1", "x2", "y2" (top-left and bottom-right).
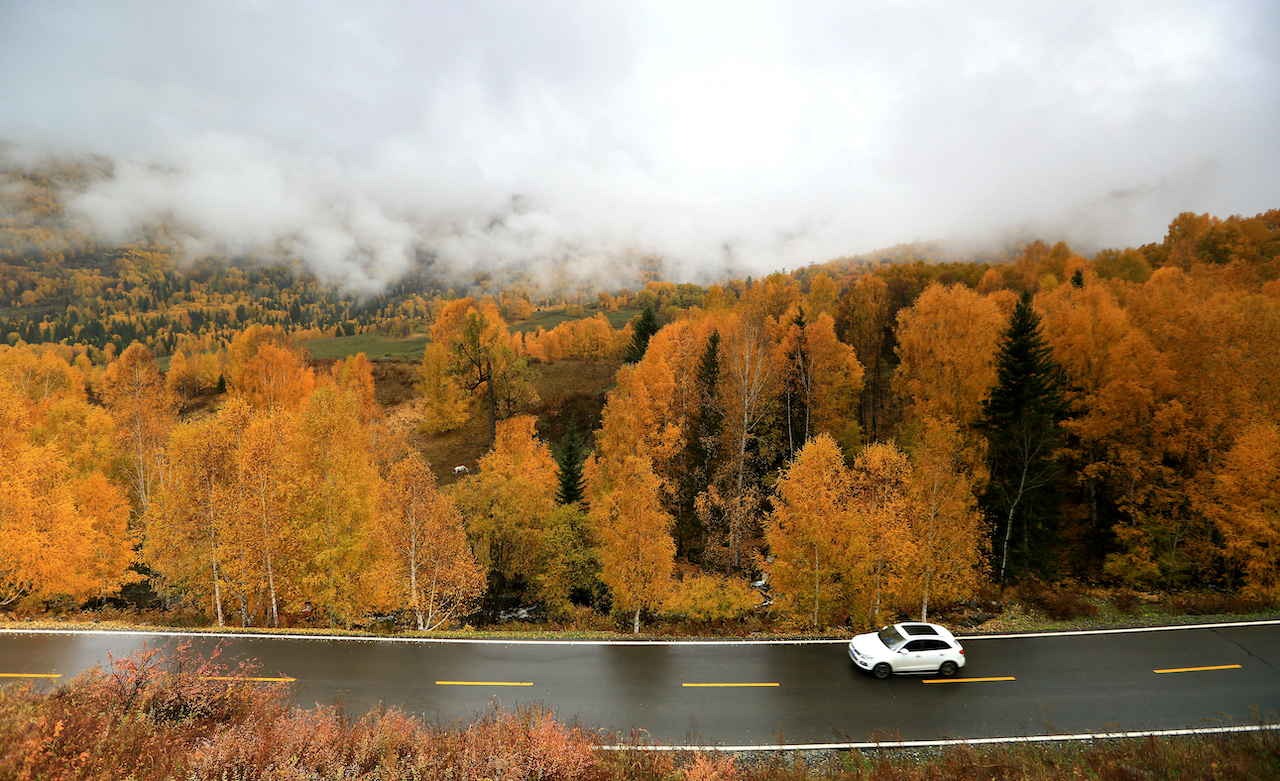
[
  {"x1": 925, "y1": 640, "x2": 950, "y2": 651},
  {"x1": 905, "y1": 640, "x2": 928, "y2": 652}
]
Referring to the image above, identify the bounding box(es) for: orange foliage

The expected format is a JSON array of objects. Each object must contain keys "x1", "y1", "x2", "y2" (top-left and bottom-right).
[
  {"x1": 451, "y1": 416, "x2": 558, "y2": 585},
  {"x1": 892, "y1": 283, "x2": 1004, "y2": 428},
  {"x1": 227, "y1": 327, "x2": 315, "y2": 411},
  {"x1": 1210, "y1": 423, "x2": 1280, "y2": 601},
  {"x1": 327, "y1": 353, "x2": 378, "y2": 423},
  {"x1": 101, "y1": 343, "x2": 177, "y2": 516},
  {"x1": 377, "y1": 452, "x2": 484, "y2": 630},
  {"x1": 0, "y1": 375, "x2": 134, "y2": 606},
  {"x1": 765, "y1": 434, "x2": 860, "y2": 627},
  {"x1": 587, "y1": 452, "x2": 676, "y2": 633}
]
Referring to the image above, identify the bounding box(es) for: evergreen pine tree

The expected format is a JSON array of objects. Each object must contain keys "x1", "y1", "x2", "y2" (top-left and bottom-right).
[
  {"x1": 623, "y1": 305, "x2": 659, "y2": 363},
  {"x1": 978, "y1": 292, "x2": 1067, "y2": 585},
  {"x1": 678, "y1": 329, "x2": 723, "y2": 559},
  {"x1": 555, "y1": 420, "x2": 587, "y2": 506}
]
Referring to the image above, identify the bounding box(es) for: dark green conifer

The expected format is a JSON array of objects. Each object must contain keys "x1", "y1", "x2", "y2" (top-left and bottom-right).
[
  {"x1": 978, "y1": 292, "x2": 1068, "y2": 585},
  {"x1": 678, "y1": 329, "x2": 723, "y2": 559},
  {"x1": 555, "y1": 420, "x2": 587, "y2": 506},
  {"x1": 623, "y1": 305, "x2": 659, "y2": 363}
]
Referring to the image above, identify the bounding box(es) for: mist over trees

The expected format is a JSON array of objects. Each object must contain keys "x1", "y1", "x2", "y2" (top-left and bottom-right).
[{"x1": 3, "y1": 159, "x2": 1280, "y2": 629}]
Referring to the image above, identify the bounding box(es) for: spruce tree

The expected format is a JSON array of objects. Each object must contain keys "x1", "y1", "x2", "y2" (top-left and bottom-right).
[
  {"x1": 623, "y1": 305, "x2": 659, "y2": 363},
  {"x1": 978, "y1": 292, "x2": 1067, "y2": 585},
  {"x1": 555, "y1": 420, "x2": 587, "y2": 506},
  {"x1": 678, "y1": 329, "x2": 723, "y2": 559}
]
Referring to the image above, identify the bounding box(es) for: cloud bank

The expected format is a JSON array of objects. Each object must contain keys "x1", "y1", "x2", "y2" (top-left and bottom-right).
[{"x1": 2, "y1": 1, "x2": 1277, "y2": 290}]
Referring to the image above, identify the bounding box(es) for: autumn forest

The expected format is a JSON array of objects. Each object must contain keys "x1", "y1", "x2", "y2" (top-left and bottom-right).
[{"x1": 3, "y1": 160, "x2": 1280, "y2": 633}]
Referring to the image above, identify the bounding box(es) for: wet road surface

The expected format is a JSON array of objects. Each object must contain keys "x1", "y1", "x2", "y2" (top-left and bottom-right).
[{"x1": 1, "y1": 622, "x2": 1277, "y2": 747}]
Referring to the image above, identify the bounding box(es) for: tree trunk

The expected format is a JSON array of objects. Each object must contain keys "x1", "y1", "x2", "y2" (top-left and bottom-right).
[
  {"x1": 813, "y1": 545, "x2": 820, "y2": 629},
  {"x1": 211, "y1": 557, "x2": 224, "y2": 627},
  {"x1": 485, "y1": 357, "x2": 497, "y2": 449},
  {"x1": 633, "y1": 606, "x2": 641, "y2": 634},
  {"x1": 920, "y1": 577, "x2": 931, "y2": 623},
  {"x1": 261, "y1": 497, "x2": 279, "y2": 628},
  {"x1": 266, "y1": 552, "x2": 279, "y2": 628},
  {"x1": 998, "y1": 466, "x2": 1030, "y2": 586},
  {"x1": 206, "y1": 495, "x2": 224, "y2": 627}
]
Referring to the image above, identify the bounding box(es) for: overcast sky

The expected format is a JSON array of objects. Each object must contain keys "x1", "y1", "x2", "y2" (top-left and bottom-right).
[{"x1": 2, "y1": 1, "x2": 1278, "y2": 290}]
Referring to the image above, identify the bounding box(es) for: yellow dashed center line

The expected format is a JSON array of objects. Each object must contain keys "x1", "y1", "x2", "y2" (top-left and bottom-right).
[
  {"x1": 923, "y1": 676, "x2": 1017, "y2": 684},
  {"x1": 0, "y1": 673, "x2": 61, "y2": 678},
  {"x1": 200, "y1": 676, "x2": 296, "y2": 682},
  {"x1": 1153, "y1": 664, "x2": 1242, "y2": 674},
  {"x1": 683, "y1": 682, "x2": 779, "y2": 688},
  {"x1": 436, "y1": 681, "x2": 533, "y2": 686}
]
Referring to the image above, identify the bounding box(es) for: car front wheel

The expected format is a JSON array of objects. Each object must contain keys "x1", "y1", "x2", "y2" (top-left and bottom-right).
[
  {"x1": 938, "y1": 661, "x2": 958, "y2": 677},
  {"x1": 872, "y1": 663, "x2": 892, "y2": 679}
]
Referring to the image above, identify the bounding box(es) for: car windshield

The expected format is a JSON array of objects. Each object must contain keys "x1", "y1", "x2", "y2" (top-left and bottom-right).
[{"x1": 877, "y1": 626, "x2": 906, "y2": 650}]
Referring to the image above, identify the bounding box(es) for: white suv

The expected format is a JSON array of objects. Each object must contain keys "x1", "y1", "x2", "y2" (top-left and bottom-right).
[{"x1": 848, "y1": 622, "x2": 965, "y2": 679}]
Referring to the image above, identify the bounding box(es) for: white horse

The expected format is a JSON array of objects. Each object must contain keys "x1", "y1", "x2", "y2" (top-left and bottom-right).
[{"x1": 453, "y1": 465, "x2": 469, "y2": 475}]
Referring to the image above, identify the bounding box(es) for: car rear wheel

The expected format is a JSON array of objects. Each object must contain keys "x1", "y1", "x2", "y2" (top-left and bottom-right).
[
  {"x1": 872, "y1": 663, "x2": 892, "y2": 679},
  {"x1": 938, "y1": 661, "x2": 958, "y2": 677}
]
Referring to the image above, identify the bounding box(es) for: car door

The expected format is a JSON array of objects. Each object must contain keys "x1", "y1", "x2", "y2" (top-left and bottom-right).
[
  {"x1": 921, "y1": 639, "x2": 951, "y2": 671},
  {"x1": 899, "y1": 639, "x2": 931, "y2": 672}
]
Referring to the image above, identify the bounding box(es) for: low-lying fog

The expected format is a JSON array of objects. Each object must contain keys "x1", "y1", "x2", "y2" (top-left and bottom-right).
[{"x1": 2, "y1": 1, "x2": 1277, "y2": 291}]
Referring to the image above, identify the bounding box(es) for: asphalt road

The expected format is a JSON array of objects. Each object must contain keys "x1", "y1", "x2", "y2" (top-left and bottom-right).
[{"x1": 1, "y1": 622, "x2": 1277, "y2": 747}]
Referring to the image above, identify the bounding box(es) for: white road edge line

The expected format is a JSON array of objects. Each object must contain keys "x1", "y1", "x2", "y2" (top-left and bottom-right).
[
  {"x1": 0, "y1": 619, "x2": 1277, "y2": 645},
  {"x1": 595, "y1": 723, "x2": 1280, "y2": 751}
]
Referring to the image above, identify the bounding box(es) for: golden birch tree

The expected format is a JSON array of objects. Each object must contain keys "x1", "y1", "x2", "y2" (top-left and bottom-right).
[
  {"x1": 892, "y1": 283, "x2": 1004, "y2": 429},
  {"x1": 328, "y1": 353, "x2": 378, "y2": 424},
  {"x1": 101, "y1": 343, "x2": 177, "y2": 520},
  {"x1": 902, "y1": 417, "x2": 987, "y2": 621},
  {"x1": 852, "y1": 442, "x2": 913, "y2": 625},
  {"x1": 0, "y1": 378, "x2": 104, "y2": 607},
  {"x1": 1210, "y1": 423, "x2": 1280, "y2": 602},
  {"x1": 800, "y1": 310, "x2": 864, "y2": 446},
  {"x1": 228, "y1": 403, "x2": 300, "y2": 627},
  {"x1": 293, "y1": 386, "x2": 380, "y2": 627},
  {"x1": 70, "y1": 470, "x2": 138, "y2": 603},
  {"x1": 451, "y1": 415, "x2": 558, "y2": 591},
  {"x1": 765, "y1": 434, "x2": 860, "y2": 628},
  {"x1": 227, "y1": 326, "x2": 315, "y2": 411},
  {"x1": 379, "y1": 452, "x2": 484, "y2": 629},
  {"x1": 143, "y1": 412, "x2": 235, "y2": 625},
  {"x1": 588, "y1": 452, "x2": 676, "y2": 633},
  {"x1": 720, "y1": 311, "x2": 777, "y2": 571},
  {"x1": 430, "y1": 298, "x2": 533, "y2": 448},
  {"x1": 418, "y1": 342, "x2": 470, "y2": 434}
]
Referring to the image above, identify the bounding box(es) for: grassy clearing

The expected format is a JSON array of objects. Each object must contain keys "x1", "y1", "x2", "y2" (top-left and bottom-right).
[
  {"x1": 1, "y1": 642, "x2": 1276, "y2": 780},
  {"x1": 509, "y1": 306, "x2": 638, "y2": 334},
  {"x1": 417, "y1": 358, "x2": 621, "y2": 486},
  {"x1": 296, "y1": 304, "x2": 637, "y2": 360},
  {"x1": 300, "y1": 331, "x2": 430, "y2": 360}
]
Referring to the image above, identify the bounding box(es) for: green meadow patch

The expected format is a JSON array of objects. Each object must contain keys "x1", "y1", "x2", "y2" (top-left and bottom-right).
[{"x1": 300, "y1": 331, "x2": 431, "y2": 361}]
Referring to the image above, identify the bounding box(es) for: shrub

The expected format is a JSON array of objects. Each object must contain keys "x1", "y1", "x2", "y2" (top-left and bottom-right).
[
  {"x1": 0, "y1": 641, "x2": 288, "y2": 781},
  {"x1": 188, "y1": 703, "x2": 601, "y2": 780},
  {"x1": 662, "y1": 574, "x2": 762, "y2": 624},
  {"x1": 1113, "y1": 590, "x2": 1141, "y2": 615},
  {"x1": 1015, "y1": 579, "x2": 1098, "y2": 621},
  {"x1": 1170, "y1": 592, "x2": 1273, "y2": 616}
]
